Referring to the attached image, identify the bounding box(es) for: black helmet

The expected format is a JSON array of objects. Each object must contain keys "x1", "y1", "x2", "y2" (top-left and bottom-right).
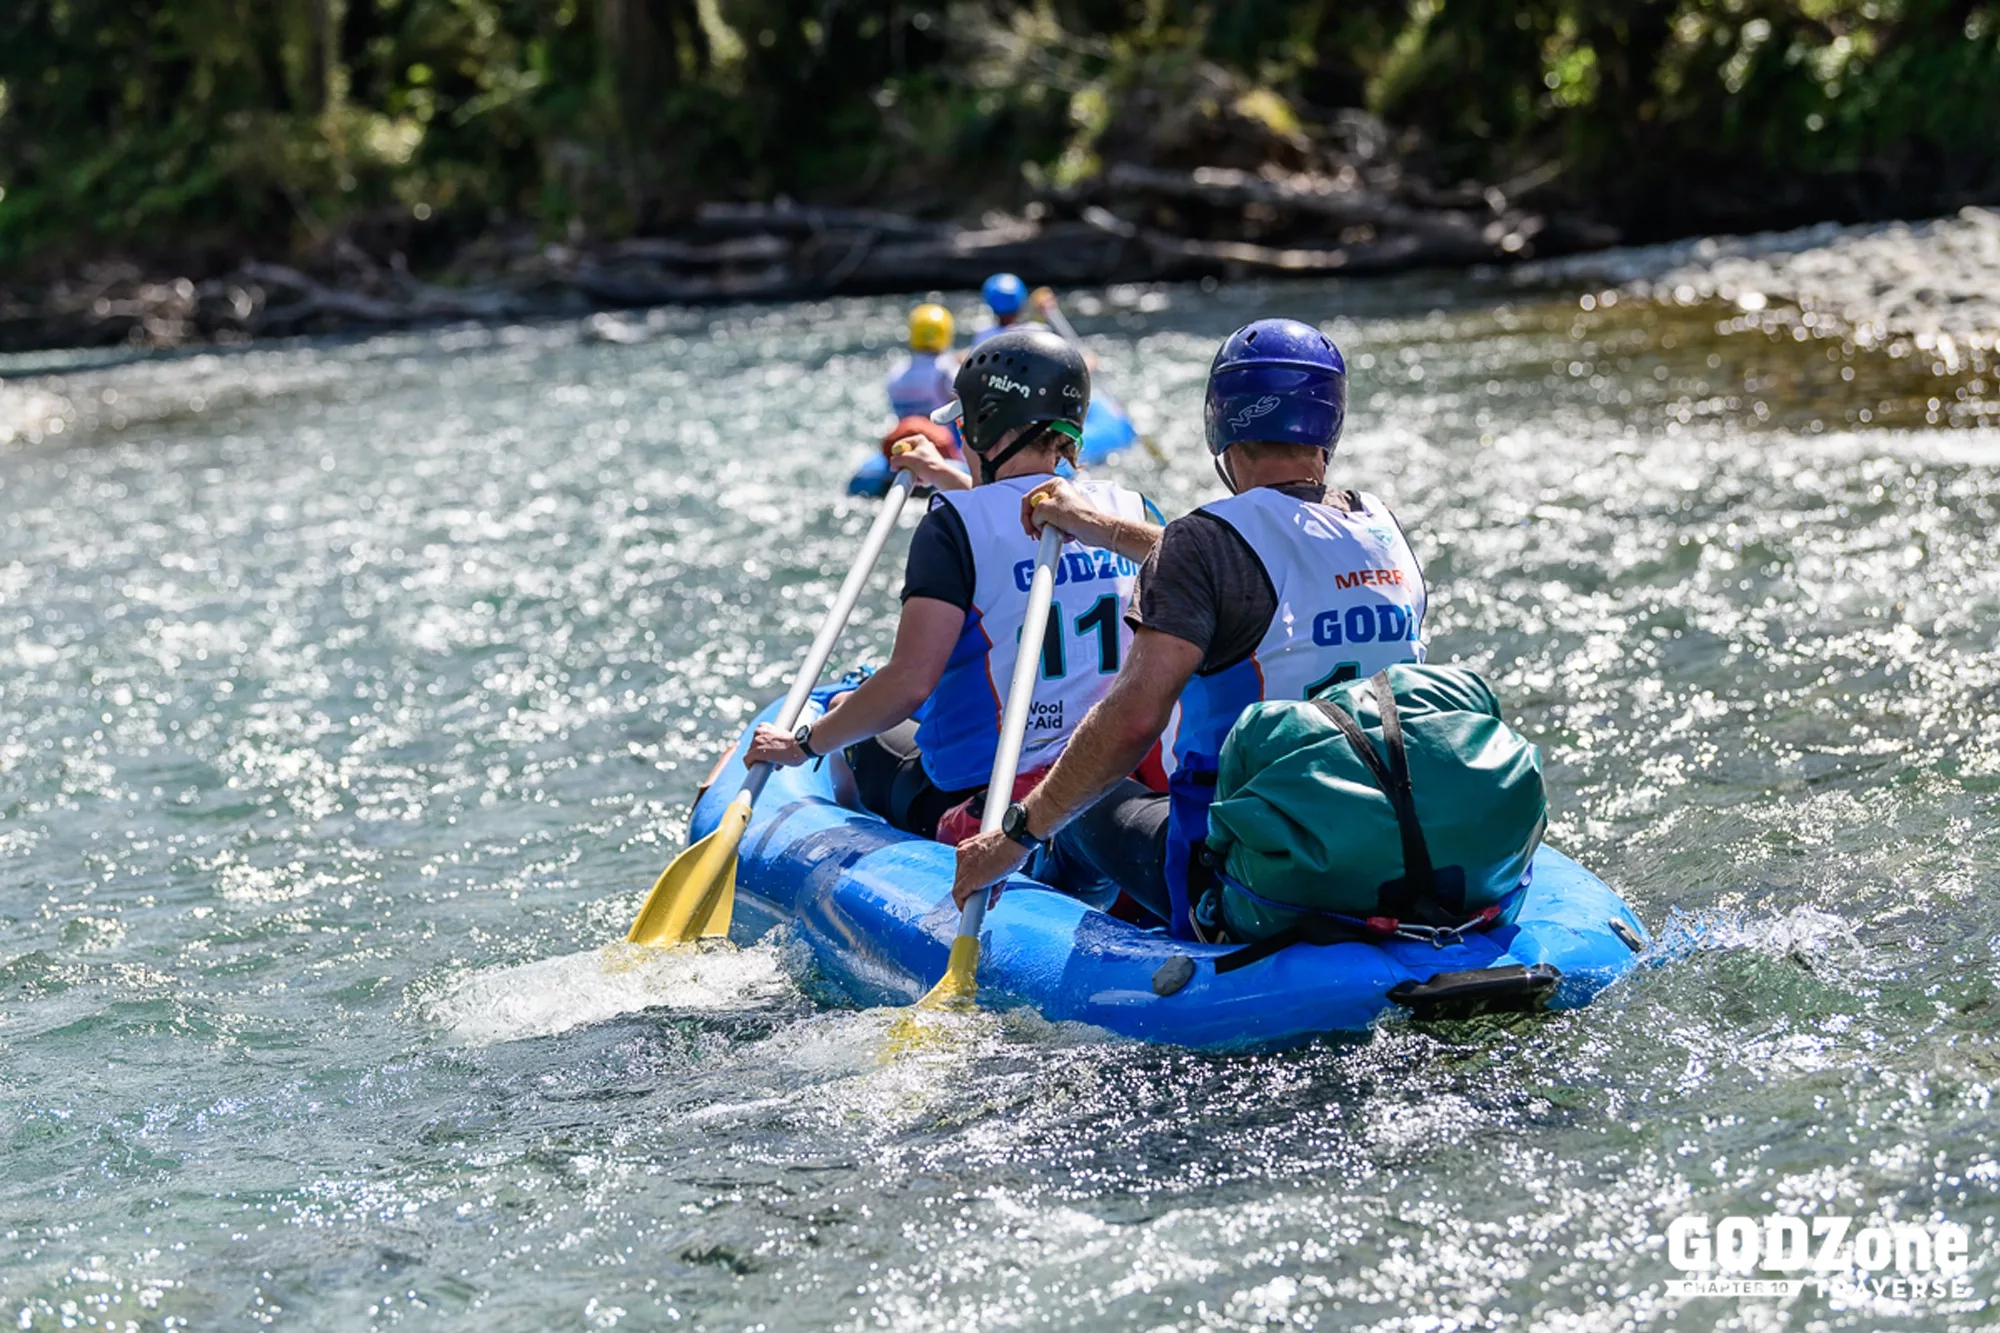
[{"x1": 950, "y1": 328, "x2": 1089, "y2": 472}]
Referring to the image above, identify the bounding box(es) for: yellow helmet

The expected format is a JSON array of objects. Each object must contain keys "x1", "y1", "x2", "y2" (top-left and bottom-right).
[{"x1": 908, "y1": 303, "x2": 954, "y2": 353}]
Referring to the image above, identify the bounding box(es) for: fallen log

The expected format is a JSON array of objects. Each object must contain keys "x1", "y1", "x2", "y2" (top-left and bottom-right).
[
  {"x1": 834, "y1": 220, "x2": 1142, "y2": 291},
  {"x1": 1104, "y1": 162, "x2": 1449, "y2": 231},
  {"x1": 1079, "y1": 206, "x2": 1527, "y2": 276},
  {"x1": 605, "y1": 234, "x2": 792, "y2": 267},
  {"x1": 566, "y1": 263, "x2": 796, "y2": 306},
  {"x1": 694, "y1": 202, "x2": 942, "y2": 240},
  {"x1": 241, "y1": 261, "x2": 531, "y2": 334},
  {"x1": 1095, "y1": 162, "x2": 1536, "y2": 257}
]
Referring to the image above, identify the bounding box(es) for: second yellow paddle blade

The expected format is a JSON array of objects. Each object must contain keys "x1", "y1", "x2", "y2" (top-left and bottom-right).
[
  {"x1": 882, "y1": 937, "x2": 982, "y2": 1057},
  {"x1": 915, "y1": 935, "x2": 981, "y2": 1010},
  {"x1": 626, "y1": 795, "x2": 751, "y2": 947}
]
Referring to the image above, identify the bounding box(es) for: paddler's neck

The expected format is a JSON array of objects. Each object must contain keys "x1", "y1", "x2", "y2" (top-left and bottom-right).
[
  {"x1": 990, "y1": 450, "x2": 1058, "y2": 484},
  {"x1": 1226, "y1": 440, "x2": 1328, "y2": 494},
  {"x1": 969, "y1": 428, "x2": 1061, "y2": 486}
]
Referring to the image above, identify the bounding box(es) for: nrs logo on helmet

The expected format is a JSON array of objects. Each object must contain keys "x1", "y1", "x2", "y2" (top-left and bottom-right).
[{"x1": 1227, "y1": 395, "x2": 1283, "y2": 430}]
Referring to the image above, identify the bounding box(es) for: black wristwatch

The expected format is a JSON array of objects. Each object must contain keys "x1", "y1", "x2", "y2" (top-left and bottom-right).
[
  {"x1": 793, "y1": 722, "x2": 819, "y2": 759},
  {"x1": 1001, "y1": 801, "x2": 1047, "y2": 853}
]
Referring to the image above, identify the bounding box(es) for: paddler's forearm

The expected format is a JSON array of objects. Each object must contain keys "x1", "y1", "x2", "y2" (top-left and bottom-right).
[
  {"x1": 808, "y1": 670, "x2": 928, "y2": 754},
  {"x1": 1052, "y1": 511, "x2": 1160, "y2": 563},
  {"x1": 1099, "y1": 516, "x2": 1162, "y2": 564},
  {"x1": 1019, "y1": 628, "x2": 1200, "y2": 837},
  {"x1": 1019, "y1": 700, "x2": 1156, "y2": 838}
]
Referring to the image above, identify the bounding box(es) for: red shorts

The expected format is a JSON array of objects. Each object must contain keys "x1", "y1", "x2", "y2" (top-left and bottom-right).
[
  {"x1": 930, "y1": 741, "x2": 1168, "y2": 847},
  {"x1": 933, "y1": 765, "x2": 1050, "y2": 848}
]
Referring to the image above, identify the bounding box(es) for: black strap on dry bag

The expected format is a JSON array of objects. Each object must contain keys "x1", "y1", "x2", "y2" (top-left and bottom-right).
[
  {"x1": 1211, "y1": 673, "x2": 1443, "y2": 977},
  {"x1": 1313, "y1": 671, "x2": 1435, "y2": 918},
  {"x1": 1208, "y1": 671, "x2": 1497, "y2": 976}
]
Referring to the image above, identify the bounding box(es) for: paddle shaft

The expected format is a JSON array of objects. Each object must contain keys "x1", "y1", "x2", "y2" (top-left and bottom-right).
[
  {"x1": 628, "y1": 471, "x2": 917, "y2": 946},
  {"x1": 727, "y1": 471, "x2": 916, "y2": 801},
  {"x1": 1044, "y1": 299, "x2": 1162, "y2": 461},
  {"x1": 949, "y1": 521, "x2": 1065, "y2": 945},
  {"x1": 789, "y1": 472, "x2": 914, "y2": 723},
  {"x1": 1043, "y1": 303, "x2": 1081, "y2": 344}
]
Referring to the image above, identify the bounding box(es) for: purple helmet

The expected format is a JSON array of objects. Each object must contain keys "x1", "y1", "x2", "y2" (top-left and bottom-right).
[{"x1": 1203, "y1": 318, "x2": 1347, "y2": 456}]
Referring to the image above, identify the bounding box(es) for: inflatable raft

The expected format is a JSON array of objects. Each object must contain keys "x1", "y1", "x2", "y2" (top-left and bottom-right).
[
  {"x1": 689, "y1": 690, "x2": 1649, "y2": 1049},
  {"x1": 847, "y1": 394, "x2": 1140, "y2": 497}
]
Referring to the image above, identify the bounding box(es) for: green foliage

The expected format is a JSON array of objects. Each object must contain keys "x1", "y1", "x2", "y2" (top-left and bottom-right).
[
  {"x1": 0, "y1": 0, "x2": 956, "y2": 266},
  {"x1": 1, "y1": 0, "x2": 1995, "y2": 270},
  {"x1": 1373, "y1": 0, "x2": 2000, "y2": 230}
]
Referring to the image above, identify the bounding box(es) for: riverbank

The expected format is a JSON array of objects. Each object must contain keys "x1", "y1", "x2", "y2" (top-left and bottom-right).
[
  {"x1": 0, "y1": 171, "x2": 1616, "y2": 355},
  {"x1": 4, "y1": 206, "x2": 1993, "y2": 402}
]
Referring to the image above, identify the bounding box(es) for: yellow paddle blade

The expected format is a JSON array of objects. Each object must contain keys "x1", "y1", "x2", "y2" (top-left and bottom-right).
[
  {"x1": 915, "y1": 935, "x2": 982, "y2": 1010},
  {"x1": 882, "y1": 937, "x2": 983, "y2": 1056},
  {"x1": 626, "y1": 794, "x2": 752, "y2": 947}
]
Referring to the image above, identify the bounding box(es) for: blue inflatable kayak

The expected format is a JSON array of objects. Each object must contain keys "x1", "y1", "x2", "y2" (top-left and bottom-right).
[
  {"x1": 846, "y1": 395, "x2": 1140, "y2": 497},
  {"x1": 689, "y1": 690, "x2": 1649, "y2": 1049},
  {"x1": 1076, "y1": 393, "x2": 1139, "y2": 465}
]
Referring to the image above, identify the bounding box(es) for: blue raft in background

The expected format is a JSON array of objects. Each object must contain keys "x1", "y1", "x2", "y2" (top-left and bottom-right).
[
  {"x1": 1076, "y1": 393, "x2": 1139, "y2": 464},
  {"x1": 846, "y1": 394, "x2": 1140, "y2": 497},
  {"x1": 689, "y1": 690, "x2": 1649, "y2": 1049}
]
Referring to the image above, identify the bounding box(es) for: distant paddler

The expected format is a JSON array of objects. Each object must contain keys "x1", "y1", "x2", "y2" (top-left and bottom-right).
[
  {"x1": 887, "y1": 302, "x2": 959, "y2": 418},
  {"x1": 972, "y1": 273, "x2": 1070, "y2": 347},
  {"x1": 876, "y1": 301, "x2": 964, "y2": 467}
]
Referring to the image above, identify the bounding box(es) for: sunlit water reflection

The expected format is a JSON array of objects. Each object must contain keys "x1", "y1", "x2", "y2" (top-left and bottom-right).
[{"x1": 2, "y1": 271, "x2": 1997, "y2": 1329}]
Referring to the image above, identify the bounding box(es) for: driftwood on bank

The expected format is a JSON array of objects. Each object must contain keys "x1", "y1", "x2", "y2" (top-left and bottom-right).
[{"x1": 0, "y1": 160, "x2": 1617, "y2": 353}]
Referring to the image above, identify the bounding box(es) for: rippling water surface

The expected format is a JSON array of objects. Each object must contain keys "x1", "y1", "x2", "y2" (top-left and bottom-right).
[{"x1": 2, "y1": 273, "x2": 1998, "y2": 1331}]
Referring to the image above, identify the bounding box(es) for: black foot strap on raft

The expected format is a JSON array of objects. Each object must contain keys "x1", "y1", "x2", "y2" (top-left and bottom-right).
[
  {"x1": 1210, "y1": 913, "x2": 1395, "y2": 975},
  {"x1": 1387, "y1": 963, "x2": 1561, "y2": 1020}
]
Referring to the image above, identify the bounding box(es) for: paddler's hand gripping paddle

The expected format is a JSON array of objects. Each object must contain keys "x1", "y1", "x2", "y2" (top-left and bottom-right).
[{"x1": 625, "y1": 454, "x2": 920, "y2": 947}]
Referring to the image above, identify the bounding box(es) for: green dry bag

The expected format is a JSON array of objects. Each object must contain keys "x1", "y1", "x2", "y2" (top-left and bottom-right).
[{"x1": 1206, "y1": 664, "x2": 1546, "y2": 941}]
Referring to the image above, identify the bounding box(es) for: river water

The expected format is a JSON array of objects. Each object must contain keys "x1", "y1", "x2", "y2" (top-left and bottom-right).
[{"x1": 2, "y1": 265, "x2": 1998, "y2": 1331}]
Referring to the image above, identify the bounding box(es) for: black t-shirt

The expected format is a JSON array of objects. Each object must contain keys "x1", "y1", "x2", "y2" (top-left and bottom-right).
[
  {"x1": 1128, "y1": 483, "x2": 1377, "y2": 675},
  {"x1": 900, "y1": 501, "x2": 977, "y2": 608}
]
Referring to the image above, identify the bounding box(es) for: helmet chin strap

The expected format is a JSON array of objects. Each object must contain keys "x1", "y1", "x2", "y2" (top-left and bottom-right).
[
  {"x1": 975, "y1": 422, "x2": 1074, "y2": 485},
  {"x1": 975, "y1": 427, "x2": 1041, "y2": 484},
  {"x1": 1213, "y1": 451, "x2": 1241, "y2": 495}
]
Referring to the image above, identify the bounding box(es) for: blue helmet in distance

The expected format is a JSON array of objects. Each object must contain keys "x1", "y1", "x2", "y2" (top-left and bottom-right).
[
  {"x1": 1203, "y1": 318, "x2": 1347, "y2": 456},
  {"x1": 982, "y1": 272, "x2": 1027, "y2": 317}
]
